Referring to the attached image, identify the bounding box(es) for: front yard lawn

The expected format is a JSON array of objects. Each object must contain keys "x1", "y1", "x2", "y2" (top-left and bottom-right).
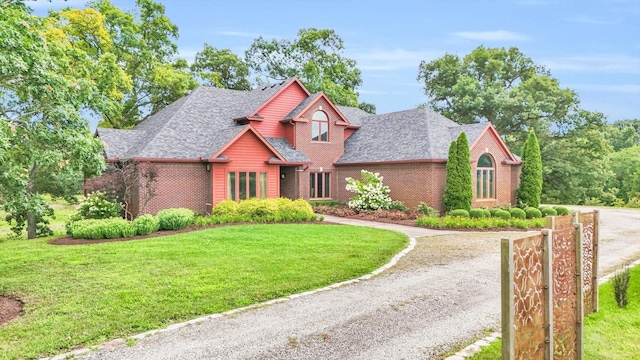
[{"x1": 0, "y1": 224, "x2": 407, "y2": 360}]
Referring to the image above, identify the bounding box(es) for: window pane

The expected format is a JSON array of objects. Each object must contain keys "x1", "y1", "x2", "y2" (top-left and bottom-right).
[
  {"x1": 324, "y1": 173, "x2": 330, "y2": 198},
  {"x1": 489, "y1": 170, "x2": 495, "y2": 198},
  {"x1": 317, "y1": 173, "x2": 323, "y2": 198},
  {"x1": 309, "y1": 173, "x2": 316, "y2": 198},
  {"x1": 312, "y1": 122, "x2": 319, "y2": 141},
  {"x1": 260, "y1": 172, "x2": 267, "y2": 199},
  {"x1": 312, "y1": 111, "x2": 328, "y2": 121},
  {"x1": 482, "y1": 170, "x2": 487, "y2": 198},
  {"x1": 320, "y1": 122, "x2": 328, "y2": 141},
  {"x1": 476, "y1": 170, "x2": 481, "y2": 198},
  {"x1": 239, "y1": 172, "x2": 247, "y2": 200},
  {"x1": 249, "y1": 172, "x2": 257, "y2": 198},
  {"x1": 228, "y1": 172, "x2": 236, "y2": 200},
  {"x1": 478, "y1": 154, "x2": 493, "y2": 168}
]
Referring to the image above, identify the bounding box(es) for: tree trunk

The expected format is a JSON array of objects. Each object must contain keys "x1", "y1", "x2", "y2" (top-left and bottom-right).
[{"x1": 27, "y1": 212, "x2": 37, "y2": 239}]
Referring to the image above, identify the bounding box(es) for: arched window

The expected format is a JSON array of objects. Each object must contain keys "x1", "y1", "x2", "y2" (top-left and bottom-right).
[
  {"x1": 476, "y1": 154, "x2": 495, "y2": 199},
  {"x1": 311, "y1": 111, "x2": 329, "y2": 142}
]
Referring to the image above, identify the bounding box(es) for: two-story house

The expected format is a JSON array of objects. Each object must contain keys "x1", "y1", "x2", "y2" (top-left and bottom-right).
[{"x1": 93, "y1": 77, "x2": 521, "y2": 216}]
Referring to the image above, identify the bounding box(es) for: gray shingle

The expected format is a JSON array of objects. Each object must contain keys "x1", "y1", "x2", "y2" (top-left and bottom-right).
[
  {"x1": 335, "y1": 106, "x2": 372, "y2": 126},
  {"x1": 337, "y1": 107, "x2": 471, "y2": 163},
  {"x1": 282, "y1": 93, "x2": 322, "y2": 120},
  {"x1": 264, "y1": 137, "x2": 310, "y2": 163},
  {"x1": 96, "y1": 128, "x2": 145, "y2": 159}
]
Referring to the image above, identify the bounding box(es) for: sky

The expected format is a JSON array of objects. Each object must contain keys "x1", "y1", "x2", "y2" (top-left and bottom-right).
[{"x1": 29, "y1": 0, "x2": 640, "y2": 127}]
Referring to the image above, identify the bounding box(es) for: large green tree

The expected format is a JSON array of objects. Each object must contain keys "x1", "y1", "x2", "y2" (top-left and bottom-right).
[
  {"x1": 517, "y1": 130, "x2": 543, "y2": 208},
  {"x1": 0, "y1": 2, "x2": 111, "y2": 238},
  {"x1": 443, "y1": 132, "x2": 472, "y2": 212},
  {"x1": 89, "y1": 0, "x2": 197, "y2": 128},
  {"x1": 245, "y1": 28, "x2": 365, "y2": 107},
  {"x1": 607, "y1": 146, "x2": 640, "y2": 203},
  {"x1": 191, "y1": 44, "x2": 251, "y2": 90},
  {"x1": 605, "y1": 120, "x2": 640, "y2": 151},
  {"x1": 417, "y1": 46, "x2": 577, "y2": 147}
]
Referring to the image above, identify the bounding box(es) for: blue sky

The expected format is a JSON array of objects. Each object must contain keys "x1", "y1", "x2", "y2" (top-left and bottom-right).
[{"x1": 30, "y1": 0, "x2": 640, "y2": 125}]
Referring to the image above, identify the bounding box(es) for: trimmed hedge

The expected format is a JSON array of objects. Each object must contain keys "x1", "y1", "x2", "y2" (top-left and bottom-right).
[
  {"x1": 69, "y1": 218, "x2": 135, "y2": 239},
  {"x1": 469, "y1": 209, "x2": 490, "y2": 218},
  {"x1": 197, "y1": 198, "x2": 317, "y2": 226},
  {"x1": 540, "y1": 207, "x2": 557, "y2": 216},
  {"x1": 212, "y1": 200, "x2": 240, "y2": 217},
  {"x1": 132, "y1": 214, "x2": 160, "y2": 235},
  {"x1": 157, "y1": 208, "x2": 195, "y2": 230},
  {"x1": 525, "y1": 207, "x2": 543, "y2": 219},
  {"x1": 553, "y1": 206, "x2": 570, "y2": 216},
  {"x1": 416, "y1": 215, "x2": 545, "y2": 230},
  {"x1": 450, "y1": 209, "x2": 470, "y2": 218},
  {"x1": 510, "y1": 208, "x2": 526, "y2": 219},
  {"x1": 494, "y1": 209, "x2": 512, "y2": 220}
]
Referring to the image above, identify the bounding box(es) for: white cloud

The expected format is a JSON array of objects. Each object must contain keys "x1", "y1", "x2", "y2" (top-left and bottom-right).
[
  {"x1": 542, "y1": 54, "x2": 640, "y2": 74},
  {"x1": 349, "y1": 48, "x2": 441, "y2": 72},
  {"x1": 453, "y1": 30, "x2": 530, "y2": 42}
]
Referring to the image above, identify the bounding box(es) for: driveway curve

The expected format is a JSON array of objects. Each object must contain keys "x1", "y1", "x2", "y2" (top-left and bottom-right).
[{"x1": 78, "y1": 208, "x2": 639, "y2": 360}]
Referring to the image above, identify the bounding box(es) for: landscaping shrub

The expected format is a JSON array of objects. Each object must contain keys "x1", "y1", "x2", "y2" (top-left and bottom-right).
[
  {"x1": 345, "y1": 170, "x2": 392, "y2": 212},
  {"x1": 77, "y1": 191, "x2": 122, "y2": 220},
  {"x1": 309, "y1": 200, "x2": 341, "y2": 207},
  {"x1": 288, "y1": 199, "x2": 316, "y2": 221},
  {"x1": 156, "y1": 208, "x2": 194, "y2": 230},
  {"x1": 388, "y1": 200, "x2": 408, "y2": 212},
  {"x1": 553, "y1": 206, "x2": 569, "y2": 216},
  {"x1": 417, "y1": 202, "x2": 439, "y2": 218},
  {"x1": 238, "y1": 198, "x2": 279, "y2": 220},
  {"x1": 449, "y1": 209, "x2": 469, "y2": 218},
  {"x1": 490, "y1": 207, "x2": 502, "y2": 217},
  {"x1": 212, "y1": 200, "x2": 240, "y2": 217},
  {"x1": 612, "y1": 267, "x2": 631, "y2": 308},
  {"x1": 443, "y1": 133, "x2": 473, "y2": 212},
  {"x1": 416, "y1": 214, "x2": 543, "y2": 230},
  {"x1": 415, "y1": 216, "x2": 444, "y2": 229},
  {"x1": 469, "y1": 209, "x2": 489, "y2": 218},
  {"x1": 510, "y1": 208, "x2": 526, "y2": 219},
  {"x1": 540, "y1": 207, "x2": 557, "y2": 216},
  {"x1": 516, "y1": 130, "x2": 543, "y2": 208},
  {"x1": 132, "y1": 214, "x2": 160, "y2": 235},
  {"x1": 69, "y1": 218, "x2": 132, "y2": 239},
  {"x1": 525, "y1": 207, "x2": 542, "y2": 219},
  {"x1": 494, "y1": 209, "x2": 512, "y2": 220}
]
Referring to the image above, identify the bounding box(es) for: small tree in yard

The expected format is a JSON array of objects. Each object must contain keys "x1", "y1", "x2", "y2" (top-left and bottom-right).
[
  {"x1": 345, "y1": 170, "x2": 392, "y2": 212},
  {"x1": 443, "y1": 132, "x2": 472, "y2": 212},
  {"x1": 517, "y1": 130, "x2": 543, "y2": 208}
]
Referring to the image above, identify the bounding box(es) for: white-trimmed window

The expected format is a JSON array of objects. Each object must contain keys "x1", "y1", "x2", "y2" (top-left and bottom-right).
[
  {"x1": 310, "y1": 172, "x2": 330, "y2": 198},
  {"x1": 476, "y1": 154, "x2": 495, "y2": 199},
  {"x1": 311, "y1": 111, "x2": 329, "y2": 142},
  {"x1": 228, "y1": 171, "x2": 267, "y2": 200}
]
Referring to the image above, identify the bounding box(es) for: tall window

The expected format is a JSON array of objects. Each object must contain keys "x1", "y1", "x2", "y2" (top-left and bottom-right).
[
  {"x1": 311, "y1": 111, "x2": 329, "y2": 142},
  {"x1": 310, "y1": 172, "x2": 330, "y2": 198},
  {"x1": 228, "y1": 171, "x2": 267, "y2": 201},
  {"x1": 476, "y1": 154, "x2": 495, "y2": 199}
]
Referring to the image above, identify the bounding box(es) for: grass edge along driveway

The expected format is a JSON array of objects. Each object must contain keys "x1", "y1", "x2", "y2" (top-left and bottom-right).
[{"x1": 0, "y1": 224, "x2": 408, "y2": 360}]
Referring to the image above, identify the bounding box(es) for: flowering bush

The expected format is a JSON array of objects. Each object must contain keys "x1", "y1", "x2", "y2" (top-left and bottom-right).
[{"x1": 345, "y1": 170, "x2": 392, "y2": 212}]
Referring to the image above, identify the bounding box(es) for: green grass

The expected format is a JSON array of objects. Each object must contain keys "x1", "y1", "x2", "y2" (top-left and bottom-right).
[
  {"x1": 0, "y1": 196, "x2": 79, "y2": 238},
  {"x1": 0, "y1": 224, "x2": 407, "y2": 359},
  {"x1": 469, "y1": 264, "x2": 640, "y2": 359}
]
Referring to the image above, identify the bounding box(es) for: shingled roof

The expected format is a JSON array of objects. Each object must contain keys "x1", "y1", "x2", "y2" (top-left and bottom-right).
[
  {"x1": 336, "y1": 108, "x2": 490, "y2": 164},
  {"x1": 96, "y1": 80, "x2": 291, "y2": 160}
]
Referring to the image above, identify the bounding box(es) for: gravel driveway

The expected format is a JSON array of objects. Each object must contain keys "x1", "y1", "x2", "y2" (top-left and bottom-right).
[{"x1": 77, "y1": 208, "x2": 639, "y2": 360}]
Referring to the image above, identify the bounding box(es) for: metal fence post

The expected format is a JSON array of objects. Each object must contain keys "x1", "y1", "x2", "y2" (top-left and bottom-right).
[
  {"x1": 501, "y1": 237, "x2": 515, "y2": 360},
  {"x1": 542, "y1": 229, "x2": 554, "y2": 360}
]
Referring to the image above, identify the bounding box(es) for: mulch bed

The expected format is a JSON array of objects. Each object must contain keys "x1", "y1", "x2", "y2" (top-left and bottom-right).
[{"x1": 0, "y1": 296, "x2": 22, "y2": 326}]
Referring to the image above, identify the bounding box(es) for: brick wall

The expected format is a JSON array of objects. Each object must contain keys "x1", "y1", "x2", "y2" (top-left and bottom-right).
[
  {"x1": 469, "y1": 129, "x2": 520, "y2": 209},
  {"x1": 335, "y1": 162, "x2": 448, "y2": 211},
  {"x1": 294, "y1": 97, "x2": 347, "y2": 200},
  {"x1": 140, "y1": 162, "x2": 210, "y2": 216}
]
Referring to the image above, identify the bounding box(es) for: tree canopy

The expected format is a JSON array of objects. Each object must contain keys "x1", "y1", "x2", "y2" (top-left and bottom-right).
[
  {"x1": 191, "y1": 44, "x2": 251, "y2": 90},
  {"x1": 0, "y1": 3, "x2": 109, "y2": 238},
  {"x1": 417, "y1": 46, "x2": 577, "y2": 146},
  {"x1": 443, "y1": 132, "x2": 472, "y2": 212},
  {"x1": 245, "y1": 28, "x2": 364, "y2": 107}
]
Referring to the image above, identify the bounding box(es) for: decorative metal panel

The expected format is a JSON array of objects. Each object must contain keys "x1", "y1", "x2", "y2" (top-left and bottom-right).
[
  {"x1": 579, "y1": 212, "x2": 597, "y2": 315},
  {"x1": 552, "y1": 227, "x2": 578, "y2": 359},
  {"x1": 554, "y1": 215, "x2": 574, "y2": 230},
  {"x1": 512, "y1": 234, "x2": 546, "y2": 359}
]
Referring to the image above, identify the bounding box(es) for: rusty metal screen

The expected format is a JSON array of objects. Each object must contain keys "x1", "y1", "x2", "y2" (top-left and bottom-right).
[
  {"x1": 554, "y1": 215, "x2": 575, "y2": 230},
  {"x1": 579, "y1": 212, "x2": 598, "y2": 315},
  {"x1": 552, "y1": 227, "x2": 579, "y2": 359},
  {"x1": 511, "y1": 234, "x2": 547, "y2": 358}
]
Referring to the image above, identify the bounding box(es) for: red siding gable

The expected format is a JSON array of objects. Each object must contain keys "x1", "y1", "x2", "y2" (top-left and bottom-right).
[{"x1": 252, "y1": 82, "x2": 309, "y2": 138}]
